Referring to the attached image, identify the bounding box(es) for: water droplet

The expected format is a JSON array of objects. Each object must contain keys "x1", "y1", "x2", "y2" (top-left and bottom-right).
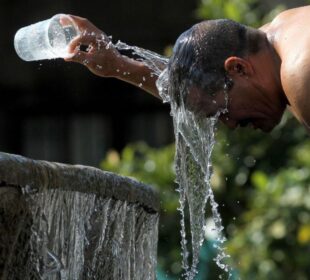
[{"x1": 105, "y1": 42, "x2": 112, "y2": 50}]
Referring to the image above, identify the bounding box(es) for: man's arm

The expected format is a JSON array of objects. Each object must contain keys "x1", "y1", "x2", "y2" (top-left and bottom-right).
[{"x1": 65, "y1": 15, "x2": 166, "y2": 99}]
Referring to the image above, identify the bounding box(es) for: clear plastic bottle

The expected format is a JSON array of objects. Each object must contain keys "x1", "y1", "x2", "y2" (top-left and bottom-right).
[{"x1": 14, "y1": 14, "x2": 79, "y2": 61}]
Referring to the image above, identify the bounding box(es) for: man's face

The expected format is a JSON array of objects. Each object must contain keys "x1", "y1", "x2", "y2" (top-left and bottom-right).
[{"x1": 185, "y1": 84, "x2": 284, "y2": 132}]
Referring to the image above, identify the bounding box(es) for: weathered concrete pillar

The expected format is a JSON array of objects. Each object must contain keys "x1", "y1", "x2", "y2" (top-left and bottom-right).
[{"x1": 0, "y1": 152, "x2": 159, "y2": 280}]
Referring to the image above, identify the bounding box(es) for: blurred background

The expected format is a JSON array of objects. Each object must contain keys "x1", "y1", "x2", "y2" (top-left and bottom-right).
[{"x1": 1, "y1": 0, "x2": 310, "y2": 279}]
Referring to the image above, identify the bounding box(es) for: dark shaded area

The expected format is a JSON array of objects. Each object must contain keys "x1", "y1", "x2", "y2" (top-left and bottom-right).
[{"x1": 0, "y1": 0, "x2": 199, "y2": 166}]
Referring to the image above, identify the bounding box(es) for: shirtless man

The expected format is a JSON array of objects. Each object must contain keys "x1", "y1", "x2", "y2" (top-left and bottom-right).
[{"x1": 65, "y1": 5, "x2": 310, "y2": 133}]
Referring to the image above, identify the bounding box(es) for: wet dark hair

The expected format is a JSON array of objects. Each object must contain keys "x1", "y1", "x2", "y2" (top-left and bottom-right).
[{"x1": 167, "y1": 19, "x2": 264, "y2": 106}]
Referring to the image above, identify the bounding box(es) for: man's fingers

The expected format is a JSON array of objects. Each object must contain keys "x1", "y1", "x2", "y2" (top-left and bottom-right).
[
  {"x1": 67, "y1": 33, "x2": 107, "y2": 54},
  {"x1": 66, "y1": 15, "x2": 88, "y2": 24},
  {"x1": 66, "y1": 15, "x2": 98, "y2": 33},
  {"x1": 64, "y1": 50, "x2": 92, "y2": 66},
  {"x1": 59, "y1": 15, "x2": 73, "y2": 27},
  {"x1": 67, "y1": 36, "x2": 83, "y2": 53}
]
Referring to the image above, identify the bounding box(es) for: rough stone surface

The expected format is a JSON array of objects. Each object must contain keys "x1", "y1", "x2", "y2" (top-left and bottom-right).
[
  {"x1": 0, "y1": 152, "x2": 159, "y2": 280},
  {"x1": 0, "y1": 152, "x2": 159, "y2": 212}
]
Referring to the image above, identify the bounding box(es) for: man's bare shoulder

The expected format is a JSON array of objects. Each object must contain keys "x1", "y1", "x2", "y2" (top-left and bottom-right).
[
  {"x1": 268, "y1": 6, "x2": 310, "y2": 69},
  {"x1": 269, "y1": 5, "x2": 310, "y2": 25},
  {"x1": 269, "y1": 7, "x2": 310, "y2": 126},
  {"x1": 260, "y1": 6, "x2": 310, "y2": 129},
  {"x1": 263, "y1": 6, "x2": 310, "y2": 38},
  {"x1": 280, "y1": 49, "x2": 310, "y2": 129}
]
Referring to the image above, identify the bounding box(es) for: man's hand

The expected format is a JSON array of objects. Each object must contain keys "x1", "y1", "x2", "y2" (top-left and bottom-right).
[
  {"x1": 63, "y1": 15, "x2": 163, "y2": 98},
  {"x1": 64, "y1": 15, "x2": 122, "y2": 78}
]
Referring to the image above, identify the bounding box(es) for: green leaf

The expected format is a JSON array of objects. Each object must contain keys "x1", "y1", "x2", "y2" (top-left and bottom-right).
[{"x1": 251, "y1": 171, "x2": 268, "y2": 191}]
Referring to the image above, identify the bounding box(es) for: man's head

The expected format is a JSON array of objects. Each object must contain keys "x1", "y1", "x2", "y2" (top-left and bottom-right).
[{"x1": 167, "y1": 19, "x2": 286, "y2": 132}]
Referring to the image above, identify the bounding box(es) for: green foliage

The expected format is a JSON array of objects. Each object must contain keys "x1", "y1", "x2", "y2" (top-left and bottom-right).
[
  {"x1": 212, "y1": 113, "x2": 310, "y2": 279},
  {"x1": 196, "y1": 0, "x2": 286, "y2": 26},
  {"x1": 196, "y1": 0, "x2": 260, "y2": 26},
  {"x1": 101, "y1": 142, "x2": 178, "y2": 210}
]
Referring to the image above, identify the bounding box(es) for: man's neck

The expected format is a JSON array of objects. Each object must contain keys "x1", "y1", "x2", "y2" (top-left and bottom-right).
[{"x1": 261, "y1": 33, "x2": 288, "y2": 108}]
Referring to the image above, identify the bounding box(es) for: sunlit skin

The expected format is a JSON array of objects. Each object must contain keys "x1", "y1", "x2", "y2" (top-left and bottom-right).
[
  {"x1": 65, "y1": 6, "x2": 310, "y2": 133},
  {"x1": 64, "y1": 15, "x2": 163, "y2": 98}
]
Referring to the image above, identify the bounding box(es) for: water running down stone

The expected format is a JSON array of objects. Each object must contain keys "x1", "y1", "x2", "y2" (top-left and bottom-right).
[{"x1": 0, "y1": 152, "x2": 159, "y2": 280}]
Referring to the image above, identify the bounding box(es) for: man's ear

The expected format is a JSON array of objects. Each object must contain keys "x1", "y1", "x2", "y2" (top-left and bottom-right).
[{"x1": 224, "y1": 57, "x2": 254, "y2": 77}]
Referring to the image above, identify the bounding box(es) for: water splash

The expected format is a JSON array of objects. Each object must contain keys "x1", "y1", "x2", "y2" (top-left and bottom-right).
[
  {"x1": 114, "y1": 40, "x2": 168, "y2": 76},
  {"x1": 115, "y1": 40, "x2": 232, "y2": 278},
  {"x1": 157, "y1": 69, "x2": 231, "y2": 278}
]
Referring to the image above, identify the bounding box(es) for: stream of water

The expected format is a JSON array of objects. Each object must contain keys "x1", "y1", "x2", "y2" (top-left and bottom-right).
[
  {"x1": 157, "y1": 68, "x2": 231, "y2": 279},
  {"x1": 114, "y1": 41, "x2": 232, "y2": 278}
]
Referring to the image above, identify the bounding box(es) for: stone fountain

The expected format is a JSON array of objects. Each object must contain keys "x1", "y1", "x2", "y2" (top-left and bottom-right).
[{"x1": 0, "y1": 152, "x2": 159, "y2": 280}]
